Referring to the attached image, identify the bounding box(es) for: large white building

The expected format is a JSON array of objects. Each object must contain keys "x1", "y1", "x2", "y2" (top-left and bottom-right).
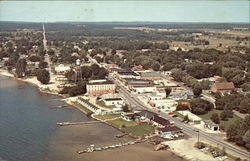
[
  {"x1": 86, "y1": 79, "x2": 116, "y2": 96},
  {"x1": 54, "y1": 64, "x2": 71, "y2": 73}
]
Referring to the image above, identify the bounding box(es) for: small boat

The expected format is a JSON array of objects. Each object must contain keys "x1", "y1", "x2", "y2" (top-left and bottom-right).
[
  {"x1": 116, "y1": 134, "x2": 125, "y2": 138},
  {"x1": 94, "y1": 147, "x2": 102, "y2": 151},
  {"x1": 102, "y1": 146, "x2": 109, "y2": 150}
]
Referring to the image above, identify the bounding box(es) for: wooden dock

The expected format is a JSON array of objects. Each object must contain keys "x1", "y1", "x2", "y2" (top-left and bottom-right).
[{"x1": 57, "y1": 121, "x2": 103, "y2": 126}]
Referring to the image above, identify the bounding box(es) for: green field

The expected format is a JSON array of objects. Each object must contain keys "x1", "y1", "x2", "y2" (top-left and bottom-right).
[
  {"x1": 122, "y1": 124, "x2": 155, "y2": 138},
  {"x1": 107, "y1": 118, "x2": 138, "y2": 128},
  {"x1": 198, "y1": 109, "x2": 242, "y2": 130}
]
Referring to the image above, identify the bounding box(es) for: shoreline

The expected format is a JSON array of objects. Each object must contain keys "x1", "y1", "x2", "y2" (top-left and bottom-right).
[{"x1": 0, "y1": 70, "x2": 189, "y2": 160}]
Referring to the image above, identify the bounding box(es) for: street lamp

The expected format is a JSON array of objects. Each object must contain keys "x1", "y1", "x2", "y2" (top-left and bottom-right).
[{"x1": 194, "y1": 129, "x2": 200, "y2": 143}]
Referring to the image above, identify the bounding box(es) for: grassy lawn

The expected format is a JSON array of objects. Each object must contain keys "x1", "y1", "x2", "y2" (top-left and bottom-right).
[
  {"x1": 122, "y1": 124, "x2": 155, "y2": 138},
  {"x1": 107, "y1": 118, "x2": 138, "y2": 128},
  {"x1": 198, "y1": 109, "x2": 242, "y2": 130},
  {"x1": 96, "y1": 100, "x2": 115, "y2": 110},
  {"x1": 72, "y1": 101, "x2": 93, "y2": 115},
  {"x1": 93, "y1": 114, "x2": 121, "y2": 120}
]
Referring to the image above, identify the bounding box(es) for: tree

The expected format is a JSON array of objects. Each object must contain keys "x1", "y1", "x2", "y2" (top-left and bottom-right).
[
  {"x1": 122, "y1": 104, "x2": 130, "y2": 112},
  {"x1": 210, "y1": 113, "x2": 220, "y2": 124},
  {"x1": 15, "y1": 59, "x2": 27, "y2": 77},
  {"x1": 193, "y1": 84, "x2": 202, "y2": 97},
  {"x1": 183, "y1": 115, "x2": 189, "y2": 122},
  {"x1": 239, "y1": 98, "x2": 250, "y2": 114},
  {"x1": 151, "y1": 62, "x2": 160, "y2": 71},
  {"x1": 37, "y1": 69, "x2": 50, "y2": 84},
  {"x1": 39, "y1": 60, "x2": 48, "y2": 69},
  {"x1": 165, "y1": 87, "x2": 172, "y2": 97},
  {"x1": 47, "y1": 49, "x2": 55, "y2": 56},
  {"x1": 243, "y1": 130, "x2": 250, "y2": 150},
  {"x1": 220, "y1": 111, "x2": 228, "y2": 121}
]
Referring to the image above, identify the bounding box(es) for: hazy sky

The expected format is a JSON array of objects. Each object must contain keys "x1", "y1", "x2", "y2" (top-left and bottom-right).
[{"x1": 0, "y1": 1, "x2": 249, "y2": 23}]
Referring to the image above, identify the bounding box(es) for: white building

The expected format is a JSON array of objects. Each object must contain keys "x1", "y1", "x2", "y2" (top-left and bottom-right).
[
  {"x1": 103, "y1": 98, "x2": 124, "y2": 106},
  {"x1": 149, "y1": 99, "x2": 178, "y2": 112},
  {"x1": 132, "y1": 86, "x2": 157, "y2": 94},
  {"x1": 55, "y1": 64, "x2": 71, "y2": 73},
  {"x1": 177, "y1": 110, "x2": 202, "y2": 122},
  {"x1": 201, "y1": 120, "x2": 219, "y2": 131},
  {"x1": 147, "y1": 93, "x2": 163, "y2": 101},
  {"x1": 86, "y1": 79, "x2": 116, "y2": 96},
  {"x1": 77, "y1": 97, "x2": 102, "y2": 114}
]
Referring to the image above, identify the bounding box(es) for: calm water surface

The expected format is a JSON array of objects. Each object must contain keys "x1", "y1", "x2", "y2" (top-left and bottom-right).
[{"x1": 0, "y1": 75, "x2": 91, "y2": 161}]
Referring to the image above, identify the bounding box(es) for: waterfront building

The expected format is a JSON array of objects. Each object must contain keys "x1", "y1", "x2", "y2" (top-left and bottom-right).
[
  {"x1": 103, "y1": 98, "x2": 124, "y2": 106},
  {"x1": 86, "y1": 79, "x2": 116, "y2": 96}
]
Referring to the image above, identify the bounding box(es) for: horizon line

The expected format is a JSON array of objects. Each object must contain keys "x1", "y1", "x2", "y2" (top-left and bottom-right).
[{"x1": 0, "y1": 20, "x2": 249, "y2": 24}]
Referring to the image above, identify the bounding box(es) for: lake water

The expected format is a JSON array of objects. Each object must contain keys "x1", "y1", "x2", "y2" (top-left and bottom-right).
[{"x1": 0, "y1": 75, "x2": 91, "y2": 161}]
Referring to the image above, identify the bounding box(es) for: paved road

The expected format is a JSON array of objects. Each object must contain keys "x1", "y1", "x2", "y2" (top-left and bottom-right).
[
  {"x1": 88, "y1": 55, "x2": 250, "y2": 159},
  {"x1": 42, "y1": 24, "x2": 52, "y2": 76}
]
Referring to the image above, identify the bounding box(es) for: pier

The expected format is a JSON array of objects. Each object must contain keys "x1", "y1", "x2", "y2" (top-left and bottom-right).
[
  {"x1": 57, "y1": 121, "x2": 103, "y2": 126},
  {"x1": 77, "y1": 139, "x2": 147, "y2": 154},
  {"x1": 49, "y1": 105, "x2": 68, "y2": 109}
]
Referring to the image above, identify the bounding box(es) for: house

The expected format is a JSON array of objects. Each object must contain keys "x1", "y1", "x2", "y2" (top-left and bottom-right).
[
  {"x1": 132, "y1": 86, "x2": 157, "y2": 94},
  {"x1": 156, "y1": 89, "x2": 167, "y2": 98},
  {"x1": 105, "y1": 64, "x2": 119, "y2": 70},
  {"x1": 140, "y1": 72, "x2": 162, "y2": 81},
  {"x1": 121, "y1": 112, "x2": 140, "y2": 122},
  {"x1": 132, "y1": 64, "x2": 144, "y2": 71},
  {"x1": 149, "y1": 99, "x2": 178, "y2": 112},
  {"x1": 152, "y1": 116, "x2": 171, "y2": 128},
  {"x1": 147, "y1": 93, "x2": 163, "y2": 101},
  {"x1": 136, "y1": 110, "x2": 158, "y2": 121},
  {"x1": 211, "y1": 82, "x2": 235, "y2": 93},
  {"x1": 202, "y1": 120, "x2": 219, "y2": 131},
  {"x1": 155, "y1": 126, "x2": 182, "y2": 136},
  {"x1": 177, "y1": 110, "x2": 202, "y2": 122},
  {"x1": 169, "y1": 88, "x2": 194, "y2": 100},
  {"x1": 55, "y1": 64, "x2": 71, "y2": 73},
  {"x1": 86, "y1": 79, "x2": 116, "y2": 96},
  {"x1": 103, "y1": 98, "x2": 124, "y2": 106}
]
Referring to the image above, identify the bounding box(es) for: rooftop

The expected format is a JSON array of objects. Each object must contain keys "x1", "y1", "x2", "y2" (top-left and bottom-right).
[
  {"x1": 88, "y1": 80, "x2": 114, "y2": 85},
  {"x1": 152, "y1": 116, "x2": 170, "y2": 126},
  {"x1": 212, "y1": 82, "x2": 235, "y2": 90},
  {"x1": 203, "y1": 120, "x2": 219, "y2": 127},
  {"x1": 104, "y1": 98, "x2": 123, "y2": 101},
  {"x1": 158, "y1": 126, "x2": 182, "y2": 132},
  {"x1": 140, "y1": 72, "x2": 161, "y2": 77}
]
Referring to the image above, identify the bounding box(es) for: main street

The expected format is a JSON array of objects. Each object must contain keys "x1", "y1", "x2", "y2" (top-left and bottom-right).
[{"x1": 88, "y1": 55, "x2": 250, "y2": 159}]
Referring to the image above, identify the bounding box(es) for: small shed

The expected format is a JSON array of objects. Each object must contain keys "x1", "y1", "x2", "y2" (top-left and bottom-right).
[{"x1": 202, "y1": 120, "x2": 219, "y2": 131}]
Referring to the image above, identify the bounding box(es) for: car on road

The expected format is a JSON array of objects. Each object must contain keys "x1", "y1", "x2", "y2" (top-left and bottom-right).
[{"x1": 172, "y1": 115, "x2": 178, "y2": 118}]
